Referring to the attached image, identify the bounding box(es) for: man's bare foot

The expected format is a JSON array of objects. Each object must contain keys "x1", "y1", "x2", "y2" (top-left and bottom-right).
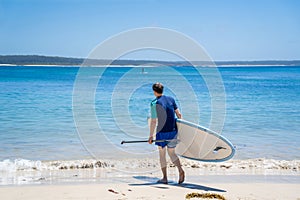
[
  {"x1": 178, "y1": 171, "x2": 185, "y2": 184},
  {"x1": 157, "y1": 178, "x2": 168, "y2": 184}
]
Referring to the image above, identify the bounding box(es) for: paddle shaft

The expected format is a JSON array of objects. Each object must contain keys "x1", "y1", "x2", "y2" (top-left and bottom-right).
[{"x1": 121, "y1": 139, "x2": 174, "y2": 145}]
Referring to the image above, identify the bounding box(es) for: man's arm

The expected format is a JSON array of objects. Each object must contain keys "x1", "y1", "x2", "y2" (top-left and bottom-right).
[
  {"x1": 148, "y1": 118, "x2": 157, "y2": 144},
  {"x1": 175, "y1": 109, "x2": 182, "y2": 119}
]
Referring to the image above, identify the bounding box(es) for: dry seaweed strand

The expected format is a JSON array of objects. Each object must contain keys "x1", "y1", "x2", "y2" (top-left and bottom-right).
[{"x1": 185, "y1": 192, "x2": 226, "y2": 200}]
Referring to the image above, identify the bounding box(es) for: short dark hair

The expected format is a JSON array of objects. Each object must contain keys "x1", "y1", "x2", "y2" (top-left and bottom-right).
[{"x1": 152, "y1": 82, "x2": 164, "y2": 94}]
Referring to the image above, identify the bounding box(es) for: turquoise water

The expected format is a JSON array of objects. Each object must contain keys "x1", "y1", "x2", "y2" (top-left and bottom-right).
[{"x1": 0, "y1": 66, "x2": 299, "y2": 161}]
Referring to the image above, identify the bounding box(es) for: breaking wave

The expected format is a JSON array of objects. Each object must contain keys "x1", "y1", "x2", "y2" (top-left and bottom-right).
[{"x1": 0, "y1": 158, "x2": 299, "y2": 172}]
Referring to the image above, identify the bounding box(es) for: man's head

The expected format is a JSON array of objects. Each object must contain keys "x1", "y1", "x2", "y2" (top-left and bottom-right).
[{"x1": 152, "y1": 82, "x2": 164, "y2": 96}]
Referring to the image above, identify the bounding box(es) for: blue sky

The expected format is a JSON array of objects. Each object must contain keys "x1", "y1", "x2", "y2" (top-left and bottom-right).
[{"x1": 0, "y1": 0, "x2": 299, "y2": 61}]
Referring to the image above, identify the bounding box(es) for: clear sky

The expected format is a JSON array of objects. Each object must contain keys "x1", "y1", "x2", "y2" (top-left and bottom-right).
[{"x1": 0, "y1": 0, "x2": 299, "y2": 61}]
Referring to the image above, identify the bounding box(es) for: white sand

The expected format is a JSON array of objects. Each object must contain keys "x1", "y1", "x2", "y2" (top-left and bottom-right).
[{"x1": 0, "y1": 182, "x2": 299, "y2": 200}]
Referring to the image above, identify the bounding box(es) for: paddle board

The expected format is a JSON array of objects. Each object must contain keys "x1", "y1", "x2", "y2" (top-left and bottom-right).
[{"x1": 175, "y1": 119, "x2": 235, "y2": 162}]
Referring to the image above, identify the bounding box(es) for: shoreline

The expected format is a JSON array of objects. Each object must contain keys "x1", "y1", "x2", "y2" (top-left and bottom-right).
[
  {"x1": 1, "y1": 157, "x2": 299, "y2": 172},
  {"x1": 1, "y1": 158, "x2": 299, "y2": 199},
  {"x1": 1, "y1": 158, "x2": 299, "y2": 186}
]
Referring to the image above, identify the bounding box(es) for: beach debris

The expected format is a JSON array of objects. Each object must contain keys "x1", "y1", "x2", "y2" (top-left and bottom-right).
[
  {"x1": 191, "y1": 164, "x2": 200, "y2": 168},
  {"x1": 37, "y1": 177, "x2": 46, "y2": 181},
  {"x1": 220, "y1": 164, "x2": 232, "y2": 169},
  {"x1": 48, "y1": 160, "x2": 111, "y2": 170},
  {"x1": 108, "y1": 189, "x2": 119, "y2": 194},
  {"x1": 185, "y1": 192, "x2": 226, "y2": 200}
]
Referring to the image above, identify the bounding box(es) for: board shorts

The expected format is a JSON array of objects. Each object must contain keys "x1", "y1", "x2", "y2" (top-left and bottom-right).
[{"x1": 155, "y1": 130, "x2": 178, "y2": 148}]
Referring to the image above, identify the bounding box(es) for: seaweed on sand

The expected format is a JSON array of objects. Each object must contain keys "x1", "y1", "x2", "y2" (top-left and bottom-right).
[{"x1": 185, "y1": 192, "x2": 226, "y2": 200}]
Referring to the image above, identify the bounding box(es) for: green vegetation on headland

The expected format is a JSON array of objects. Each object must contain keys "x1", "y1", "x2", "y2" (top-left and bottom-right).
[{"x1": 1, "y1": 55, "x2": 300, "y2": 66}]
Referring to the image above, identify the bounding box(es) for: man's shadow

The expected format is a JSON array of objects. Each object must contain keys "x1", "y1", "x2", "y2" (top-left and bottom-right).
[{"x1": 129, "y1": 176, "x2": 226, "y2": 192}]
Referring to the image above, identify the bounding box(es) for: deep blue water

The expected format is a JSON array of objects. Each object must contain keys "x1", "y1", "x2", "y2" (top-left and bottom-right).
[{"x1": 0, "y1": 66, "x2": 299, "y2": 161}]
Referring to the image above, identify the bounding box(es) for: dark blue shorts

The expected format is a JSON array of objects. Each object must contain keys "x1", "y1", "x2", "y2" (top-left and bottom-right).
[{"x1": 155, "y1": 130, "x2": 178, "y2": 148}]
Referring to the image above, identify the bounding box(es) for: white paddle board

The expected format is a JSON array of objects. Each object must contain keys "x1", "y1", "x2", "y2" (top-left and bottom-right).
[{"x1": 175, "y1": 119, "x2": 235, "y2": 162}]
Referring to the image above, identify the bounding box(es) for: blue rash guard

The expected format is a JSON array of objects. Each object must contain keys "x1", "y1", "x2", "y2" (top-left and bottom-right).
[{"x1": 151, "y1": 95, "x2": 178, "y2": 148}]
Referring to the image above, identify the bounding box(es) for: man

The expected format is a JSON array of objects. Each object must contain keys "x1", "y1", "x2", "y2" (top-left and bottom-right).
[{"x1": 148, "y1": 82, "x2": 185, "y2": 184}]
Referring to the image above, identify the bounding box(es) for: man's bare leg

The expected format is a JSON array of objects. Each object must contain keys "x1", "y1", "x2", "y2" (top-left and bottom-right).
[
  {"x1": 158, "y1": 146, "x2": 168, "y2": 183},
  {"x1": 167, "y1": 147, "x2": 185, "y2": 184}
]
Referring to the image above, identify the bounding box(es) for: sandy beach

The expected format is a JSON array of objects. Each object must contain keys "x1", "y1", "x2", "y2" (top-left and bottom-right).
[
  {"x1": 1, "y1": 158, "x2": 299, "y2": 200},
  {"x1": 0, "y1": 177, "x2": 299, "y2": 200}
]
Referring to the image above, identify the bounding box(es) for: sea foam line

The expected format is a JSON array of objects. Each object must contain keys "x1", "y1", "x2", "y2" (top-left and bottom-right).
[{"x1": 0, "y1": 158, "x2": 299, "y2": 172}]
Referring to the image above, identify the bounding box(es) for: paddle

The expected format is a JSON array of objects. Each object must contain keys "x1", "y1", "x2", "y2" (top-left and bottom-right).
[{"x1": 121, "y1": 139, "x2": 178, "y2": 145}]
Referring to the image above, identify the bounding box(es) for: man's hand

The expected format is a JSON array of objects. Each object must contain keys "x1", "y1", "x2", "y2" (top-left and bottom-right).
[
  {"x1": 148, "y1": 136, "x2": 153, "y2": 144},
  {"x1": 175, "y1": 109, "x2": 182, "y2": 119}
]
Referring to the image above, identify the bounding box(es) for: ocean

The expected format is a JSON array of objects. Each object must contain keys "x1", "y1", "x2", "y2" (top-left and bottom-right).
[{"x1": 0, "y1": 66, "x2": 299, "y2": 166}]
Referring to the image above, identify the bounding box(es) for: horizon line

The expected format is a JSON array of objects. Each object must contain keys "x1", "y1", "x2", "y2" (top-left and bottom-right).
[{"x1": 1, "y1": 54, "x2": 300, "y2": 62}]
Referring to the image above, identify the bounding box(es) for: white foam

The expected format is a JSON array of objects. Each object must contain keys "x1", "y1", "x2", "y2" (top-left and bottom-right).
[
  {"x1": 0, "y1": 158, "x2": 299, "y2": 173},
  {"x1": 0, "y1": 158, "x2": 299, "y2": 186},
  {"x1": 0, "y1": 159, "x2": 43, "y2": 172}
]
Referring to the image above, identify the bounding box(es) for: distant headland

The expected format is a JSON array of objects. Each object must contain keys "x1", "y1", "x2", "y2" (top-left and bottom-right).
[{"x1": 0, "y1": 55, "x2": 300, "y2": 66}]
